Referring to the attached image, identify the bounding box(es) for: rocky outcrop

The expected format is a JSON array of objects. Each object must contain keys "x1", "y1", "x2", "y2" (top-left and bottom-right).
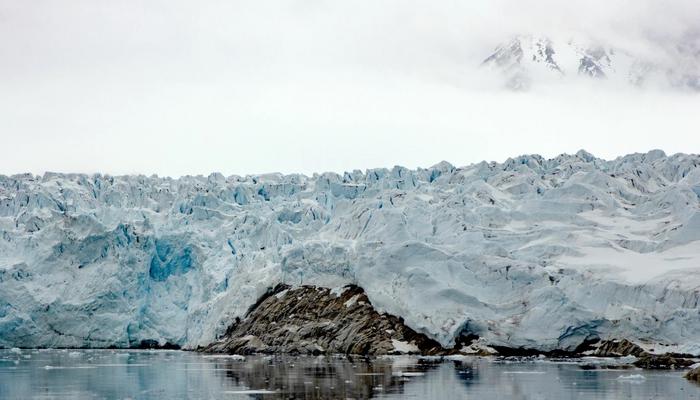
[
  {"x1": 592, "y1": 339, "x2": 646, "y2": 357},
  {"x1": 591, "y1": 339, "x2": 696, "y2": 369},
  {"x1": 633, "y1": 354, "x2": 695, "y2": 370},
  {"x1": 686, "y1": 366, "x2": 700, "y2": 383},
  {"x1": 201, "y1": 284, "x2": 444, "y2": 355}
]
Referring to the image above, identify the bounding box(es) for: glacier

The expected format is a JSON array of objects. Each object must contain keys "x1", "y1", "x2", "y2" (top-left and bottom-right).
[{"x1": 1, "y1": 150, "x2": 700, "y2": 354}]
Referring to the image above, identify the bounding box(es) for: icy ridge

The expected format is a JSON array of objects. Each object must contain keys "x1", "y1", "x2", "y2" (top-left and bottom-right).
[
  {"x1": 483, "y1": 35, "x2": 700, "y2": 91},
  {"x1": 1, "y1": 150, "x2": 700, "y2": 354}
]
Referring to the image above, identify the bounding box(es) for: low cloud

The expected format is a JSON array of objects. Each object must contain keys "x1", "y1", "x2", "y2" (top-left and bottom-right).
[{"x1": 0, "y1": 1, "x2": 698, "y2": 176}]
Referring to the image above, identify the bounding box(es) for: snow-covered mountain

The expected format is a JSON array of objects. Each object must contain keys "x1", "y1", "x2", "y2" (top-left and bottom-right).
[
  {"x1": 482, "y1": 35, "x2": 700, "y2": 91},
  {"x1": 2, "y1": 150, "x2": 700, "y2": 354}
]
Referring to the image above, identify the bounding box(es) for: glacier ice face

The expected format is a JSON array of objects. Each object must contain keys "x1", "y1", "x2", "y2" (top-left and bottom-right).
[{"x1": 1, "y1": 150, "x2": 700, "y2": 354}]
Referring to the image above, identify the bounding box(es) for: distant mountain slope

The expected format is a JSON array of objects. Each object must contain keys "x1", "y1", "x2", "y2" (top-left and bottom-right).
[
  {"x1": 1, "y1": 150, "x2": 700, "y2": 354},
  {"x1": 482, "y1": 35, "x2": 700, "y2": 90}
]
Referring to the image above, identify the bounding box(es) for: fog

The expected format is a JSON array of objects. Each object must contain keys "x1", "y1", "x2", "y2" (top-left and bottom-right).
[{"x1": 1, "y1": 0, "x2": 698, "y2": 176}]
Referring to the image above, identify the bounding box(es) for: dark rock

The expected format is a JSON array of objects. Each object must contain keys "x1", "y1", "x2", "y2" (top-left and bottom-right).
[
  {"x1": 491, "y1": 346, "x2": 546, "y2": 357},
  {"x1": 201, "y1": 284, "x2": 444, "y2": 356},
  {"x1": 132, "y1": 339, "x2": 181, "y2": 350},
  {"x1": 490, "y1": 345, "x2": 585, "y2": 358},
  {"x1": 593, "y1": 339, "x2": 646, "y2": 357},
  {"x1": 633, "y1": 354, "x2": 694, "y2": 370},
  {"x1": 686, "y1": 366, "x2": 700, "y2": 383}
]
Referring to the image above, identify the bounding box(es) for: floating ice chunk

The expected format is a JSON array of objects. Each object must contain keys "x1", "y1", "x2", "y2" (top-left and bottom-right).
[{"x1": 203, "y1": 354, "x2": 245, "y2": 361}]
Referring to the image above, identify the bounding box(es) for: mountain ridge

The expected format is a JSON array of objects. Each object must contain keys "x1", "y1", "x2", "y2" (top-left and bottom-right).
[{"x1": 482, "y1": 35, "x2": 700, "y2": 91}]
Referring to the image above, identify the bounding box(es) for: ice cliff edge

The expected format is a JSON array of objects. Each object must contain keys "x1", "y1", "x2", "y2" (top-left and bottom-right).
[{"x1": 1, "y1": 150, "x2": 700, "y2": 354}]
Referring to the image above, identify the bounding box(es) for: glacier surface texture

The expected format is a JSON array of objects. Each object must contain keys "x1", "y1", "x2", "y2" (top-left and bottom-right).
[{"x1": 1, "y1": 150, "x2": 700, "y2": 354}]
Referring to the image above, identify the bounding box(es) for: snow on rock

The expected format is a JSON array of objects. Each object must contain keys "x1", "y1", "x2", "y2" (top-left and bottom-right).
[
  {"x1": 1, "y1": 151, "x2": 700, "y2": 354},
  {"x1": 391, "y1": 340, "x2": 420, "y2": 355},
  {"x1": 483, "y1": 35, "x2": 700, "y2": 91}
]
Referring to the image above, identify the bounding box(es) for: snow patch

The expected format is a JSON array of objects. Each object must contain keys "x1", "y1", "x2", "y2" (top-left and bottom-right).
[
  {"x1": 391, "y1": 339, "x2": 420, "y2": 354},
  {"x1": 344, "y1": 294, "x2": 361, "y2": 308}
]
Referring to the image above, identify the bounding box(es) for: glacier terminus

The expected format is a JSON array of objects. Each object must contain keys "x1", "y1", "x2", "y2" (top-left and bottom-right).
[{"x1": 1, "y1": 150, "x2": 700, "y2": 356}]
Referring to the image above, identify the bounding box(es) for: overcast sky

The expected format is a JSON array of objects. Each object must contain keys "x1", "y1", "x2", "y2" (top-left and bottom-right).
[{"x1": 1, "y1": 1, "x2": 699, "y2": 177}]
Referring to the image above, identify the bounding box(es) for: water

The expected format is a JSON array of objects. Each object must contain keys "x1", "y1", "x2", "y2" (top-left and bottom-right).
[{"x1": 1, "y1": 349, "x2": 698, "y2": 399}]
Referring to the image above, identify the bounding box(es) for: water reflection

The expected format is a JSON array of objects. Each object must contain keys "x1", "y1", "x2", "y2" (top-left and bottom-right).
[
  {"x1": 210, "y1": 355, "x2": 440, "y2": 399},
  {"x1": 0, "y1": 349, "x2": 698, "y2": 399}
]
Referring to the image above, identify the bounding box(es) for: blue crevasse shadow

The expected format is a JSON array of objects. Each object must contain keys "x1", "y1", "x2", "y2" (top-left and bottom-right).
[{"x1": 149, "y1": 239, "x2": 195, "y2": 281}]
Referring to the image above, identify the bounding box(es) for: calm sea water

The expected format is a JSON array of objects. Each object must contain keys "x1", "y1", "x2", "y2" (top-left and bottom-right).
[{"x1": 0, "y1": 349, "x2": 698, "y2": 399}]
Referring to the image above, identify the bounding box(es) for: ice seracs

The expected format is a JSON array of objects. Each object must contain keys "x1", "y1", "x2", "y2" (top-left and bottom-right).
[{"x1": 1, "y1": 150, "x2": 700, "y2": 355}]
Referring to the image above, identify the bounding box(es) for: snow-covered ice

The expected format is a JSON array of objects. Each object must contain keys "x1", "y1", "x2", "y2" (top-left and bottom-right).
[{"x1": 1, "y1": 150, "x2": 700, "y2": 354}]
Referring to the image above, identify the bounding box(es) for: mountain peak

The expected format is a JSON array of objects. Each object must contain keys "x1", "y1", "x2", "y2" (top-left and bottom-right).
[{"x1": 483, "y1": 35, "x2": 700, "y2": 91}]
